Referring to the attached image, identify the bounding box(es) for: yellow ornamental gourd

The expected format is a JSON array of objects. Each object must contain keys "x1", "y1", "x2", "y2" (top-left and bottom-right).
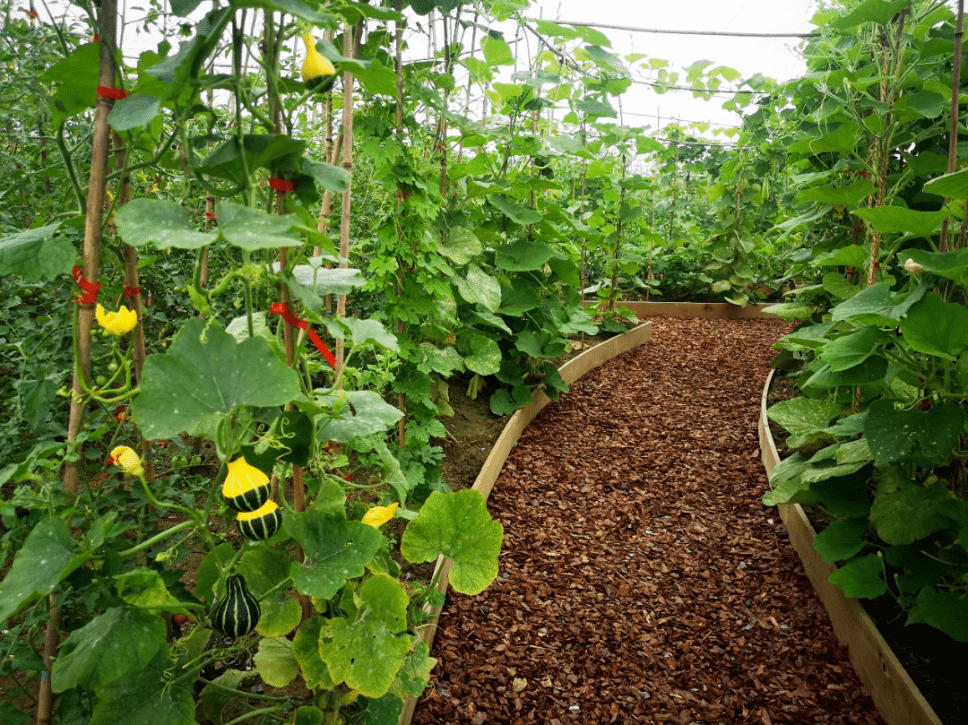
[
  {"x1": 301, "y1": 32, "x2": 335, "y2": 89},
  {"x1": 96, "y1": 304, "x2": 138, "y2": 336},
  {"x1": 236, "y1": 500, "x2": 283, "y2": 541},
  {"x1": 222, "y1": 455, "x2": 270, "y2": 513}
]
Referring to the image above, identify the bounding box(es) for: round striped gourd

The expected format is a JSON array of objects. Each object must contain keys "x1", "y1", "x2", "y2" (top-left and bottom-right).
[
  {"x1": 222, "y1": 455, "x2": 270, "y2": 513},
  {"x1": 236, "y1": 501, "x2": 283, "y2": 541},
  {"x1": 210, "y1": 574, "x2": 260, "y2": 639}
]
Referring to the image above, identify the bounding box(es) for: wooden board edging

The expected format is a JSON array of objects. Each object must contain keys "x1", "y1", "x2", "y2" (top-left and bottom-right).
[
  {"x1": 399, "y1": 321, "x2": 653, "y2": 725},
  {"x1": 758, "y1": 370, "x2": 942, "y2": 725},
  {"x1": 585, "y1": 300, "x2": 780, "y2": 319}
]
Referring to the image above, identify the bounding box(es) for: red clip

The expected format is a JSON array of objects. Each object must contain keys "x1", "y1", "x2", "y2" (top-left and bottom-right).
[
  {"x1": 123, "y1": 284, "x2": 140, "y2": 298},
  {"x1": 269, "y1": 178, "x2": 297, "y2": 193},
  {"x1": 91, "y1": 34, "x2": 102, "y2": 42},
  {"x1": 96, "y1": 86, "x2": 129, "y2": 100},
  {"x1": 269, "y1": 302, "x2": 336, "y2": 368},
  {"x1": 204, "y1": 211, "x2": 216, "y2": 220},
  {"x1": 72, "y1": 265, "x2": 101, "y2": 304}
]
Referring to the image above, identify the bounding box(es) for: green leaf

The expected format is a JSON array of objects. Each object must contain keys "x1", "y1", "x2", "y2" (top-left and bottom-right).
[
  {"x1": 89, "y1": 652, "x2": 195, "y2": 725},
  {"x1": 900, "y1": 248, "x2": 968, "y2": 285},
  {"x1": 454, "y1": 263, "x2": 501, "y2": 312},
  {"x1": 810, "y1": 468, "x2": 872, "y2": 518},
  {"x1": 489, "y1": 385, "x2": 532, "y2": 415},
  {"x1": 852, "y1": 207, "x2": 948, "y2": 239},
  {"x1": 462, "y1": 332, "x2": 502, "y2": 376},
  {"x1": 494, "y1": 240, "x2": 558, "y2": 271},
  {"x1": 924, "y1": 167, "x2": 968, "y2": 199},
  {"x1": 766, "y1": 397, "x2": 842, "y2": 449},
  {"x1": 488, "y1": 196, "x2": 542, "y2": 225},
  {"x1": 292, "y1": 618, "x2": 334, "y2": 690},
  {"x1": 300, "y1": 158, "x2": 351, "y2": 193},
  {"x1": 0, "y1": 225, "x2": 74, "y2": 282},
  {"x1": 395, "y1": 637, "x2": 437, "y2": 697},
  {"x1": 359, "y1": 574, "x2": 409, "y2": 634},
  {"x1": 401, "y1": 489, "x2": 503, "y2": 595},
  {"x1": 902, "y1": 91, "x2": 945, "y2": 119},
  {"x1": 365, "y1": 694, "x2": 405, "y2": 724},
  {"x1": 254, "y1": 637, "x2": 300, "y2": 688},
  {"x1": 916, "y1": 587, "x2": 968, "y2": 642},
  {"x1": 830, "y1": 282, "x2": 925, "y2": 325},
  {"x1": 200, "y1": 135, "x2": 306, "y2": 183},
  {"x1": 828, "y1": 554, "x2": 887, "y2": 599},
  {"x1": 131, "y1": 319, "x2": 300, "y2": 440},
  {"x1": 798, "y1": 179, "x2": 874, "y2": 207},
  {"x1": 322, "y1": 612, "x2": 412, "y2": 698},
  {"x1": 256, "y1": 597, "x2": 302, "y2": 637},
  {"x1": 832, "y1": 0, "x2": 913, "y2": 30},
  {"x1": 870, "y1": 466, "x2": 953, "y2": 545},
  {"x1": 0, "y1": 703, "x2": 29, "y2": 725},
  {"x1": 441, "y1": 227, "x2": 483, "y2": 266},
  {"x1": 313, "y1": 390, "x2": 403, "y2": 442},
  {"x1": 280, "y1": 263, "x2": 365, "y2": 297},
  {"x1": 813, "y1": 518, "x2": 869, "y2": 562},
  {"x1": 900, "y1": 291, "x2": 968, "y2": 360},
  {"x1": 0, "y1": 519, "x2": 93, "y2": 625},
  {"x1": 329, "y1": 317, "x2": 399, "y2": 352},
  {"x1": 199, "y1": 669, "x2": 249, "y2": 725},
  {"x1": 355, "y1": 58, "x2": 400, "y2": 97},
  {"x1": 499, "y1": 285, "x2": 543, "y2": 316},
  {"x1": 293, "y1": 706, "x2": 326, "y2": 725},
  {"x1": 52, "y1": 607, "x2": 167, "y2": 693},
  {"x1": 865, "y1": 400, "x2": 964, "y2": 469},
  {"x1": 230, "y1": 0, "x2": 335, "y2": 24},
  {"x1": 481, "y1": 35, "x2": 514, "y2": 66},
  {"x1": 108, "y1": 95, "x2": 162, "y2": 131},
  {"x1": 284, "y1": 510, "x2": 381, "y2": 599},
  {"x1": 818, "y1": 325, "x2": 887, "y2": 372},
  {"x1": 217, "y1": 202, "x2": 301, "y2": 250},
  {"x1": 116, "y1": 199, "x2": 210, "y2": 250}
]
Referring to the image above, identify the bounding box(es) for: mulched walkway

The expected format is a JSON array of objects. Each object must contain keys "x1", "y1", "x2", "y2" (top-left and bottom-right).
[{"x1": 413, "y1": 317, "x2": 884, "y2": 725}]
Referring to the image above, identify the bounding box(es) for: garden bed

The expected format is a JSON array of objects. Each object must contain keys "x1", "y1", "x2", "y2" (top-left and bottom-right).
[
  {"x1": 411, "y1": 317, "x2": 884, "y2": 724},
  {"x1": 762, "y1": 371, "x2": 965, "y2": 725}
]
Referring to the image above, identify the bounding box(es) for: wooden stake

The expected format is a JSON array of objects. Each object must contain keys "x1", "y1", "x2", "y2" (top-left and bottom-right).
[
  {"x1": 335, "y1": 23, "x2": 357, "y2": 378},
  {"x1": 940, "y1": 0, "x2": 964, "y2": 252}
]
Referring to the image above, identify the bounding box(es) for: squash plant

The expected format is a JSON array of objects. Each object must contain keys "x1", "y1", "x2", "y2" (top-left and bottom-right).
[
  {"x1": 764, "y1": 0, "x2": 968, "y2": 643},
  {"x1": 0, "y1": 2, "x2": 504, "y2": 723}
]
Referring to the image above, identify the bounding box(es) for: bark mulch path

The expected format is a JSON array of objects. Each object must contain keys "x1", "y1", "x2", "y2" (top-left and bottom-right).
[{"x1": 413, "y1": 317, "x2": 884, "y2": 725}]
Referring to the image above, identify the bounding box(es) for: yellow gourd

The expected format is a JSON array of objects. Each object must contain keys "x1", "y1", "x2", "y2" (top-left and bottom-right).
[{"x1": 301, "y1": 32, "x2": 335, "y2": 86}]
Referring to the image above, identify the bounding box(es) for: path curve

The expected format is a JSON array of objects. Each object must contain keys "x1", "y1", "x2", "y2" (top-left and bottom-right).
[{"x1": 414, "y1": 317, "x2": 883, "y2": 725}]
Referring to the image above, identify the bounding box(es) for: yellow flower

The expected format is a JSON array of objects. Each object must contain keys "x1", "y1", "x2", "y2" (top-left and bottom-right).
[
  {"x1": 361, "y1": 502, "x2": 398, "y2": 528},
  {"x1": 96, "y1": 304, "x2": 137, "y2": 335},
  {"x1": 110, "y1": 445, "x2": 143, "y2": 478},
  {"x1": 301, "y1": 32, "x2": 335, "y2": 83}
]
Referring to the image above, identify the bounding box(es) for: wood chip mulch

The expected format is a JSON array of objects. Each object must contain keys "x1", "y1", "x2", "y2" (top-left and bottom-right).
[{"x1": 413, "y1": 317, "x2": 885, "y2": 725}]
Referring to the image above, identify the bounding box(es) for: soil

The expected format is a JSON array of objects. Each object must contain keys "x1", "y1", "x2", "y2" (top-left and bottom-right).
[{"x1": 413, "y1": 317, "x2": 886, "y2": 725}]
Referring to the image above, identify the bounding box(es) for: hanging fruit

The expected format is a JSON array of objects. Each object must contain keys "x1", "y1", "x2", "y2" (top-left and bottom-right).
[
  {"x1": 236, "y1": 500, "x2": 283, "y2": 541},
  {"x1": 301, "y1": 32, "x2": 337, "y2": 93},
  {"x1": 210, "y1": 574, "x2": 260, "y2": 639},
  {"x1": 222, "y1": 455, "x2": 270, "y2": 513}
]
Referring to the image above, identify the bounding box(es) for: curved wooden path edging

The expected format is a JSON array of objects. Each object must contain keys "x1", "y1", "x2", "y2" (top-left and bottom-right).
[
  {"x1": 758, "y1": 369, "x2": 942, "y2": 725},
  {"x1": 398, "y1": 321, "x2": 654, "y2": 724},
  {"x1": 597, "y1": 301, "x2": 781, "y2": 319}
]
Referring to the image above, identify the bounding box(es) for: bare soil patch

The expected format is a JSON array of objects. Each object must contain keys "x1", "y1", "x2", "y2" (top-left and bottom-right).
[{"x1": 414, "y1": 317, "x2": 884, "y2": 725}]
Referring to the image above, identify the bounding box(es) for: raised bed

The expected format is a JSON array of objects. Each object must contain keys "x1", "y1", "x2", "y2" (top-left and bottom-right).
[
  {"x1": 588, "y1": 300, "x2": 781, "y2": 319},
  {"x1": 758, "y1": 369, "x2": 943, "y2": 725},
  {"x1": 399, "y1": 320, "x2": 653, "y2": 724}
]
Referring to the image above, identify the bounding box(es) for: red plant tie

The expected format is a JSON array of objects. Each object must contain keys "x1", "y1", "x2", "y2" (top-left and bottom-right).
[
  {"x1": 91, "y1": 34, "x2": 102, "y2": 42},
  {"x1": 270, "y1": 302, "x2": 336, "y2": 368},
  {"x1": 96, "y1": 86, "x2": 129, "y2": 100},
  {"x1": 269, "y1": 178, "x2": 297, "y2": 193},
  {"x1": 72, "y1": 265, "x2": 101, "y2": 304},
  {"x1": 123, "y1": 284, "x2": 140, "y2": 298},
  {"x1": 204, "y1": 211, "x2": 216, "y2": 220}
]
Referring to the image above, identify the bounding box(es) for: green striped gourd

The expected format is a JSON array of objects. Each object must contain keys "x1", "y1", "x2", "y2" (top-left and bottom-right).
[
  {"x1": 236, "y1": 500, "x2": 283, "y2": 541},
  {"x1": 210, "y1": 574, "x2": 260, "y2": 638}
]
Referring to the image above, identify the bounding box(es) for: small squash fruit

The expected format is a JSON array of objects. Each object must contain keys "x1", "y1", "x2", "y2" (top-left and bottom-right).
[
  {"x1": 210, "y1": 574, "x2": 260, "y2": 639},
  {"x1": 222, "y1": 455, "x2": 270, "y2": 513},
  {"x1": 236, "y1": 500, "x2": 283, "y2": 541},
  {"x1": 301, "y1": 32, "x2": 336, "y2": 89}
]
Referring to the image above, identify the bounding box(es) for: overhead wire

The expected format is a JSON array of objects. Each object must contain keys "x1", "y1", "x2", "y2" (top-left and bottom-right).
[{"x1": 528, "y1": 18, "x2": 819, "y2": 39}]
